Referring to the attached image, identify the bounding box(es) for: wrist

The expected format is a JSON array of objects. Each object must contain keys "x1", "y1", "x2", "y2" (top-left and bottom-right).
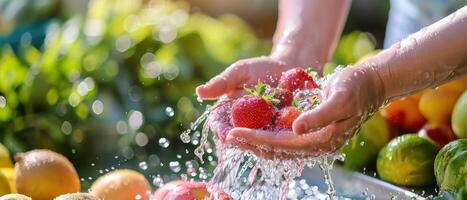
[
  {"x1": 271, "y1": 40, "x2": 328, "y2": 71},
  {"x1": 351, "y1": 63, "x2": 388, "y2": 109}
]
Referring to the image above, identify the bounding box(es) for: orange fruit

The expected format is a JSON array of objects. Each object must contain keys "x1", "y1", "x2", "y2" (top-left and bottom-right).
[
  {"x1": 90, "y1": 169, "x2": 151, "y2": 200},
  {"x1": 14, "y1": 149, "x2": 80, "y2": 200},
  {"x1": 438, "y1": 77, "x2": 467, "y2": 93},
  {"x1": 381, "y1": 96, "x2": 426, "y2": 133}
]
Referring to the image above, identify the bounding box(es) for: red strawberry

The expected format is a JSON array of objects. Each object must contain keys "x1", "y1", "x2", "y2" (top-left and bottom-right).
[
  {"x1": 231, "y1": 96, "x2": 275, "y2": 129},
  {"x1": 278, "y1": 67, "x2": 318, "y2": 92},
  {"x1": 275, "y1": 106, "x2": 301, "y2": 129},
  {"x1": 274, "y1": 88, "x2": 293, "y2": 107}
]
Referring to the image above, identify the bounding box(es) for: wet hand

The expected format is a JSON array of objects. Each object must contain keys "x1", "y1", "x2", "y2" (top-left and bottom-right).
[
  {"x1": 224, "y1": 66, "x2": 386, "y2": 159},
  {"x1": 196, "y1": 56, "x2": 291, "y2": 100}
]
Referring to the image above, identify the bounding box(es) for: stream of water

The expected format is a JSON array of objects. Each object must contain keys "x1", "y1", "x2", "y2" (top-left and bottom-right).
[{"x1": 175, "y1": 69, "x2": 360, "y2": 200}]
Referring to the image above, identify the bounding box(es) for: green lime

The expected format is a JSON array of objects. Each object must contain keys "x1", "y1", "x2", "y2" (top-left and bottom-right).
[
  {"x1": 377, "y1": 134, "x2": 439, "y2": 186},
  {"x1": 434, "y1": 139, "x2": 467, "y2": 193},
  {"x1": 452, "y1": 91, "x2": 467, "y2": 138},
  {"x1": 341, "y1": 113, "x2": 390, "y2": 170}
]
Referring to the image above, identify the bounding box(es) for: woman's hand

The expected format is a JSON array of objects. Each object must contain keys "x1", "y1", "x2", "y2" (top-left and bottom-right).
[
  {"x1": 196, "y1": 56, "x2": 291, "y2": 100},
  {"x1": 197, "y1": 0, "x2": 351, "y2": 100},
  {"x1": 218, "y1": 66, "x2": 386, "y2": 159}
]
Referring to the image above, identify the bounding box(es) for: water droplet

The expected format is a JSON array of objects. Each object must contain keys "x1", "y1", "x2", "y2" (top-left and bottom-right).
[
  {"x1": 181, "y1": 173, "x2": 188, "y2": 181},
  {"x1": 199, "y1": 171, "x2": 208, "y2": 180},
  {"x1": 116, "y1": 120, "x2": 128, "y2": 134},
  {"x1": 176, "y1": 154, "x2": 182, "y2": 159},
  {"x1": 115, "y1": 35, "x2": 132, "y2": 52},
  {"x1": 152, "y1": 175, "x2": 164, "y2": 187},
  {"x1": 165, "y1": 107, "x2": 175, "y2": 117},
  {"x1": 158, "y1": 138, "x2": 170, "y2": 148},
  {"x1": 139, "y1": 161, "x2": 148, "y2": 170},
  {"x1": 61, "y1": 121, "x2": 72, "y2": 135},
  {"x1": 360, "y1": 141, "x2": 365, "y2": 146},
  {"x1": 143, "y1": 61, "x2": 161, "y2": 78},
  {"x1": 196, "y1": 96, "x2": 203, "y2": 103},
  {"x1": 148, "y1": 154, "x2": 160, "y2": 166},
  {"x1": 92, "y1": 100, "x2": 104, "y2": 115},
  {"x1": 135, "y1": 132, "x2": 149, "y2": 147},
  {"x1": 169, "y1": 161, "x2": 181, "y2": 173},
  {"x1": 135, "y1": 194, "x2": 142, "y2": 200},
  {"x1": 128, "y1": 110, "x2": 144, "y2": 130},
  {"x1": 0, "y1": 96, "x2": 6, "y2": 108},
  {"x1": 180, "y1": 130, "x2": 191, "y2": 143},
  {"x1": 91, "y1": 163, "x2": 95, "y2": 167}
]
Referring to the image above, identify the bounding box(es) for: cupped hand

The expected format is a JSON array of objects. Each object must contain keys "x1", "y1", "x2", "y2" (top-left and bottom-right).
[
  {"x1": 214, "y1": 66, "x2": 387, "y2": 159},
  {"x1": 196, "y1": 56, "x2": 291, "y2": 100}
]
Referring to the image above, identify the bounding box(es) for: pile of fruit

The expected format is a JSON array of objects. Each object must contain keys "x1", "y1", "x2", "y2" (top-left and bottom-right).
[
  {"x1": 231, "y1": 67, "x2": 319, "y2": 130},
  {"x1": 0, "y1": 145, "x2": 230, "y2": 200},
  {"x1": 341, "y1": 76, "x2": 467, "y2": 195}
]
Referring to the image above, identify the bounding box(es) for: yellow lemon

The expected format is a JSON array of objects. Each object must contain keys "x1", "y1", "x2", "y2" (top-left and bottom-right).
[
  {"x1": 0, "y1": 144, "x2": 13, "y2": 168},
  {"x1": 0, "y1": 168, "x2": 15, "y2": 193},
  {"x1": 0, "y1": 170, "x2": 10, "y2": 196}
]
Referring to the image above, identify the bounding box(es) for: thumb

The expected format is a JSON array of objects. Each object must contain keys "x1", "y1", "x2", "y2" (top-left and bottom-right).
[
  {"x1": 196, "y1": 64, "x2": 248, "y2": 100},
  {"x1": 292, "y1": 94, "x2": 349, "y2": 134}
]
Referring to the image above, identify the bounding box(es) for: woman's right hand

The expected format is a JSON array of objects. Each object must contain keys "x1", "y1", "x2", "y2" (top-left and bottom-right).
[{"x1": 196, "y1": 56, "x2": 292, "y2": 100}]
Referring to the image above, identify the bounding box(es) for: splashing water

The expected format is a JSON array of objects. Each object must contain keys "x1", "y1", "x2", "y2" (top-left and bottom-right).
[
  {"x1": 208, "y1": 147, "x2": 347, "y2": 200},
  {"x1": 180, "y1": 105, "x2": 213, "y2": 144},
  {"x1": 158, "y1": 137, "x2": 170, "y2": 148},
  {"x1": 180, "y1": 68, "x2": 359, "y2": 200}
]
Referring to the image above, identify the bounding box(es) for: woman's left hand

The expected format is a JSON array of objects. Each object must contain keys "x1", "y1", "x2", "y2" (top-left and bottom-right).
[{"x1": 217, "y1": 66, "x2": 386, "y2": 159}]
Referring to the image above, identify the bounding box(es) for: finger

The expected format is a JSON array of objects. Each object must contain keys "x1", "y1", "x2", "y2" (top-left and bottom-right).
[
  {"x1": 227, "y1": 128, "x2": 294, "y2": 149},
  {"x1": 228, "y1": 117, "x2": 359, "y2": 153},
  {"x1": 208, "y1": 101, "x2": 234, "y2": 143},
  {"x1": 226, "y1": 136, "x2": 300, "y2": 160},
  {"x1": 292, "y1": 94, "x2": 351, "y2": 134},
  {"x1": 302, "y1": 117, "x2": 361, "y2": 154},
  {"x1": 226, "y1": 141, "x2": 276, "y2": 160},
  {"x1": 196, "y1": 65, "x2": 248, "y2": 100}
]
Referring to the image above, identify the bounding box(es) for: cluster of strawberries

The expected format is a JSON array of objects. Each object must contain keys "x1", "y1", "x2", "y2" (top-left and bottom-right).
[{"x1": 231, "y1": 67, "x2": 319, "y2": 130}]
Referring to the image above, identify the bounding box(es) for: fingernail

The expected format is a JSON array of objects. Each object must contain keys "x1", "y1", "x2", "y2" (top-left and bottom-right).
[{"x1": 294, "y1": 122, "x2": 307, "y2": 134}]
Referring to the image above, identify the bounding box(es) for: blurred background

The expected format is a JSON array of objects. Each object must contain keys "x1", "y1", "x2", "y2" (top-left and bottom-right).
[{"x1": 0, "y1": 0, "x2": 389, "y2": 189}]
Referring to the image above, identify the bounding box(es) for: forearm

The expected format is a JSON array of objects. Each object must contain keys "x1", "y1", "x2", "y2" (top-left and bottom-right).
[
  {"x1": 363, "y1": 6, "x2": 467, "y2": 101},
  {"x1": 271, "y1": 0, "x2": 351, "y2": 69}
]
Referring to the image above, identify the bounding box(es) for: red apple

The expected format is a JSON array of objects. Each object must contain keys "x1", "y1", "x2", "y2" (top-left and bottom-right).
[
  {"x1": 153, "y1": 181, "x2": 231, "y2": 200},
  {"x1": 417, "y1": 123, "x2": 457, "y2": 148}
]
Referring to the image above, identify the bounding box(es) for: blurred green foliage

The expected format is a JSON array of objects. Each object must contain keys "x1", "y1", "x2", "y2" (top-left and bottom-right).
[
  {"x1": 0, "y1": 0, "x2": 376, "y2": 188},
  {"x1": 0, "y1": 0, "x2": 270, "y2": 185}
]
